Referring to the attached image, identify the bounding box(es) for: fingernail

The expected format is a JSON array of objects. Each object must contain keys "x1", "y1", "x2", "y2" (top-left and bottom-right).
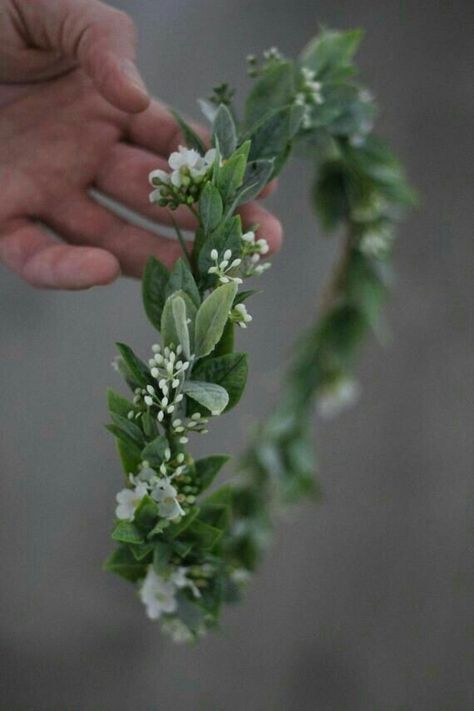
[{"x1": 121, "y1": 59, "x2": 148, "y2": 94}]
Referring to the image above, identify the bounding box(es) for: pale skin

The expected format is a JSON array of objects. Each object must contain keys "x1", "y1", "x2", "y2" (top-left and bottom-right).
[{"x1": 0, "y1": 0, "x2": 282, "y2": 290}]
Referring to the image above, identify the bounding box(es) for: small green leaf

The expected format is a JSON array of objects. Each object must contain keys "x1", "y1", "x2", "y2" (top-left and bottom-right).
[
  {"x1": 165, "y1": 258, "x2": 201, "y2": 308},
  {"x1": 103, "y1": 546, "x2": 146, "y2": 582},
  {"x1": 172, "y1": 295, "x2": 191, "y2": 358},
  {"x1": 199, "y1": 182, "x2": 223, "y2": 234},
  {"x1": 195, "y1": 455, "x2": 229, "y2": 492},
  {"x1": 168, "y1": 506, "x2": 200, "y2": 539},
  {"x1": 187, "y1": 519, "x2": 223, "y2": 550},
  {"x1": 112, "y1": 520, "x2": 144, "y2": 545},
  {"x1": 245, "y1": 61, "x2": 295, "y2": 130},
  {"x1": 153, "y1": 541, "x2": 172, "y2": 574},
  {"x1": 161, "y1": 290, "x2": 197, "y2": 351},
  {"x1": 213, "y1": 320, "x2": 234, "y2": 357},
  {"x1": 212, "y1": 104, "x2": 237, "y2": 158},
  {"x1": 300, "y1": 29, "x2": 364, "y2": 80},
  {"x1": 171, "y1": 109, "x2": 206, "y2": 153},
  {"x1": 110, "y1": 412, "x2": 145, "y2": 447},
  {"x1": 234, "y1": 159, "x2": 274, "y2": 207},
  {"x1": 182, "y1": 380, "x2": 229, "y2": 415},
  {"x1": 134, "y1": 495, "x2": 159, "y2": 533},
  {"x1": 192, "y1": 352, "x2": 248, "y2": 412},
  {"x1": 194, "y1": 282, "x2": 237, "y2": 357},
  {"x1": 116, "y1": 343, "x2": 150, "y2": 389},
  {"x1": 142, "y1": 257, "x2": 169, "y2": 331},
  {"x1": 116, "y1": 439, "x2": 142, "y2": 475},
  {"x1": 107, "y1": 388, "x2": 134, "y2": 418},
  {"x1": 141, "y1": 435, "x2": 169, "y2": 468},
  {"x1": 247, "y1": 106, "x2": 293, "y2": 165},
  {"x1": 216, "y1": 153, "x2": 246, "y2": 205}
]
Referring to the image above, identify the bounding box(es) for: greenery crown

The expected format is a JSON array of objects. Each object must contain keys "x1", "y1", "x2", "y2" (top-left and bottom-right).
[{"x1": 104, "y1": 28, "x2": 415, "y2": 643}]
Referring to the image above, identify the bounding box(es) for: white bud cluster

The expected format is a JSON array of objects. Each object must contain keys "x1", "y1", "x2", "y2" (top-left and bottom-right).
[
  {"x1": 128, "y1": 344, "x2": 189, "y2": 429},
  {"x1": 317, "y1": 377, "x2": 360, "y2": 419},
  {"x1": 358, "y1": 226, "x2": 394, "y2": 259},
  {"x1": 171, "y1": 411, "x2": 209, "y2": 440},
  {"x1": 295, "y1": 67, "x2": 324, "y2": 130},
  {"x1": 208, "y1": 248, "x2": 243, "y2": 284},
  {"x1": 231, "y1": 302, "x2": 253, "y2": 329},
  {"x1": 240, "y1": 231, "x2": 271, "y2": 277}
]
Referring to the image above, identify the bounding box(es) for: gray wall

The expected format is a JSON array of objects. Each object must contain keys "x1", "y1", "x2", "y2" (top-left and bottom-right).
[{"x1": 1, "y1": 1, "x2": 473, "y2": 709}]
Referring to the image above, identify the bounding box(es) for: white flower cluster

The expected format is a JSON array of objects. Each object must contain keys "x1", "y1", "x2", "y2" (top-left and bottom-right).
[
  {"x1": 358, "y1": 226, "x2": 394, "y2": 259},
  {"x1": 149, "y1": 145, "x2": 217, "y2": 208},
  {"x1": 240, "y1": 230, "x2": 271, "y2": 277},
  {"x1": 317, "y1": 377, "x2": 360, "y2": 419},
  {"x1": 115, "y1": 450, "x2": 189, "y2": 523},
  {"x1": 295, "y1": 67, "x2": 323, "y2": 130},
  {"x1": 246, "y1": 46, "x2": 284, "y2": 77},
  {"x1": 139, "y1": 565, "x2": 200, "y2": 621}
]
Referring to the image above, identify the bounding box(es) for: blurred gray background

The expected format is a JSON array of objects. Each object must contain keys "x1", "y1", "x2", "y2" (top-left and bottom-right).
[{"x1": 1, "y1": 1, "x2": 473, "y2": 709}]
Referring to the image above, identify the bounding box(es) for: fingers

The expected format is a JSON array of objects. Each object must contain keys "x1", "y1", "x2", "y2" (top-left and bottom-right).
[
  {"x1": 95, "y1": 143, "x2": 197, "y2": 230},
  {"x1": 44, "y1": 195, "x2": 190, "y2": 278},
  {"x1": 19, "y1": 0, "x2": 150, "y2": 113},
  {"x1": 238, "y1": 202, "x2": 283, "y2": 254},
  {"x1": 128, "y1": 99, "x2": 209, "y2": 156},
  {"x1": 0, "y1": 219, "x2": 120, "y2": 289}
]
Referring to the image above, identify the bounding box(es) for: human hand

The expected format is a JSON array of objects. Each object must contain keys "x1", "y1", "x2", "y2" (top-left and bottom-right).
[{"x1": 0, "y1": 0, "x2": 282, "y2": 289}]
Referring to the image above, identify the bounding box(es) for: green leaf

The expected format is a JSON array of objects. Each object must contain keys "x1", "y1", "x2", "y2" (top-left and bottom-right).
[
  {"x1": 247, "y1": 106, "x2": 293, "y2": 165},
  {"x1": 109, "y1": 412, "x2": 145, "y2": 447},
  {"x1": 130, "y1": 542, "x2": 155, "y2": 561},
  {"x1": 199, "y1": 182, "x2": 223, "y2": 234},
  {"x1": 212, "y1": 104, "x2": 237, "y2": 158},
  {"x1": 103, "y1": 546, "x2": 146, "y2": 582},
  {"x1": 161, "y1": 290, "x2": 197, "y2": 351},
  {"x1": 192, "y1": 352, "x2": 248, "y2": 412},
  {"x1": 116, "y1": 438, "x2": 142, "y2": 475},
  {"x1": 195, "y1": 455, "x2": 229, "y2": 492},
  {"x1": 152, "y1": 541, "x2": 172, "y2": 574},
  {"x1": 116, "y1": 343, "x2": 150, "y2": 389},
  {"x1": 234, "y1": 159, "x2": 274, "y2": 207},
  {"x1": 112, "y1": 520, "x2": 145, "y2": 545},
  {"x1": 216, "y1": 153, "x2": 246, "y2": 205},
  {"x1": 213, "y1": 319, "x2": 234, "y2": 357},
  {"x1": 168, "y1": 506, "x2": 201, "y2": 539},
  {"x1": 134, "y1": 495, "x2": 159, "y2": 533},
  {"x1": 172, "y1": 295, "x2": 191, "y2": 358},
  {"x1": 107, "y1": 388, "x2": 134, "y2": 418},
  {"x1": 233, "y1": 289, "x2": 259, "y2": 305},
  {"x1": 187, "y1": 519, "x2": 223, "y2": 550},
  {"x1": 165, "y1": 258, "x2": 200, "y2": 308},
  {"x1": 141, "y1": 434, "x2": 169, "y2": 468},
  {"x1": 182, "y1": 380, "x2": 229, "y2": 415},
  {"x1": 171, "y1": 109, "x2": 206, "y2": 153},
  {"x1": 245, "y1": 61, "x2": 295, "y2": 130},
  {"x1": 194, "y1": 282, "x2": 237, "y2": 357},
  {"x1": 300, "y1": 29, "x2": 364, "y2": 79},
  {"x1": 142, "y1": 257, "x2": 170, "y2": 331}
]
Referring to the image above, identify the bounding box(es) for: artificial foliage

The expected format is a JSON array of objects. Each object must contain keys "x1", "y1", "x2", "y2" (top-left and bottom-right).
[{"x1": 105, "y1": 28, "x2": 414, "y2": 643}]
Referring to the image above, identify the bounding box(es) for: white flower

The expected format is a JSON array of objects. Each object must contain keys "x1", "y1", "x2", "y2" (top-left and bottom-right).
[
  {"x1": 168, "y1": 145, "x2": 216, "y2": 186},
  {"x1": 151, "y1": 479, "x2": 185, "y2": 521},
  {"x1": 208, "y1": 248, "x2": 243, "y2": 285},
  {"x1": 149, "y1": 168, "x2": 170, "y2": 186},
  {"x1": 317, "y1": 378, "x2": 361, "y2": 419},
  {"x1": 161, "y1": 618, "x2": 194, "y2": 643},
  {"x1": 115, "y1": 482, "x2": 148, "y2": 521},
  {"x1": 139, "y1": 567, "x2": 178, "y2": 620},
  {"x1": 170, "y1": 567, "x2": 201, "y2": 598}
]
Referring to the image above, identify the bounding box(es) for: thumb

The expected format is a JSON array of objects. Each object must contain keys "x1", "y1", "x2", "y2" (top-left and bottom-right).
[{"x1": 19, "y1": 0, "x2": 150, "y2": 113}]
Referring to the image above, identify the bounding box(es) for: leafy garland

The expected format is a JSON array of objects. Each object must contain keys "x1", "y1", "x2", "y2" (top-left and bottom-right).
[{"x1": 105, "y1": 29, "x2": 414, "y2": 643}]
